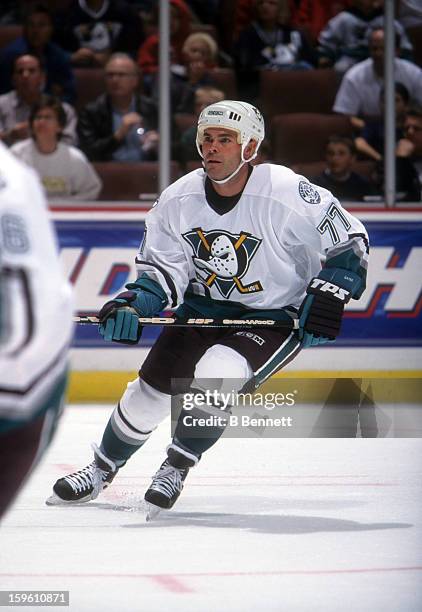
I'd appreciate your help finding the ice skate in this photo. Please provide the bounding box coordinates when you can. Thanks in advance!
[144,446,197,519]
[46,444,118,505]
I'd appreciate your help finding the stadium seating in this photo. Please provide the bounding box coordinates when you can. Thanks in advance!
[271,112,353,165]
[73,67,236,113]
[259,69,341,118]
[93,161,181,200]
[190,23,218,40]
[210,67,237,99]
[73,68,106,111]
[292,160,377,182]
[185,160,203,172]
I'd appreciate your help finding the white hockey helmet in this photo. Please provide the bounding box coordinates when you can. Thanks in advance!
[196,100,265,167]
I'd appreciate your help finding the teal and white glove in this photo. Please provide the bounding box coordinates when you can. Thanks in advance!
[98,276,167,345]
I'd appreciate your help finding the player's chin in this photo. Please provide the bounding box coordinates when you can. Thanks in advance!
[204,162,223,177]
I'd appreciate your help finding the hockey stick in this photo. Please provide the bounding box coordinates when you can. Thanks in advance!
[73,315,299,330]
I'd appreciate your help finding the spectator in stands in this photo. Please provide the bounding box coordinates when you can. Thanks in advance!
[137,0,192,92]
[396,105,422,193]
[333,28,422,129]
[355,93,421,201]
[11,94,101,200]
[290,1,348,44]
[178,32,218,75]
[310,135,374,201]
[78,53,158,162]
[0,4,75,103]
[0,54,77,146]
[53,0,145,67]
[234,0,316,103]
[318,0,413,73]
[178,85,224,163]
[232,0,347,46]
[354,82,409,162]
[151,32,220,115]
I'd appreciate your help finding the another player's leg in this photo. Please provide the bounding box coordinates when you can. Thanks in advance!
[144,344,253,514]
[46,377,170,505]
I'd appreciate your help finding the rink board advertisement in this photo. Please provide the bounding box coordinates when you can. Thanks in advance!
[53,211,422,349]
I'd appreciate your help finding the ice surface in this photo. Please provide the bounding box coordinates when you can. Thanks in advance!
[1,405,421,612]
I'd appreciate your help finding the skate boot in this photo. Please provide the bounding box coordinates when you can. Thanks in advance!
[144,445,197,518]
[46,444,118,505]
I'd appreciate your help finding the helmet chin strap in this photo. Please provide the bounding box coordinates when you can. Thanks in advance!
[207,159,247,185]
[205,144,256,185]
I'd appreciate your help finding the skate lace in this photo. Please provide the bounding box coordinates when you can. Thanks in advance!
[63,462,110,495]
[151,463,184,498]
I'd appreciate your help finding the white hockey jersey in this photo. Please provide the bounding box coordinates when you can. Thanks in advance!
[136,164,369,315]
[0,142,74,423]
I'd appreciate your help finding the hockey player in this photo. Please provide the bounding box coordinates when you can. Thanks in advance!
[0,142,73,518]
[47,100,369,515]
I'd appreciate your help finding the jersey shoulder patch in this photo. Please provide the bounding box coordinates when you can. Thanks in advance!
[298,180,321,204]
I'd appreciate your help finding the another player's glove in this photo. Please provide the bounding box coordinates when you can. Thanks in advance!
[298,267,362,348]
[98,276,168,345]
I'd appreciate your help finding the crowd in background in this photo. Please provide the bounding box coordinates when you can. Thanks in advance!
[0,0,421,201]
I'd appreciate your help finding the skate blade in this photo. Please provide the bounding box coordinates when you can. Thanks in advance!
[45,492,92,506]
[144,502,162,522]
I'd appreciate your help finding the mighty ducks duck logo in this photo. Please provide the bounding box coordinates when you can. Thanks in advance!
[183,227,263,298]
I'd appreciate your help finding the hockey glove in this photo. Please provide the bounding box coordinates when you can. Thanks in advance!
[298,268,362,348]
[98,276,168,345]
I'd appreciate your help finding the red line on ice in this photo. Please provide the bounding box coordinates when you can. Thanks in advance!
[149,574,194,593]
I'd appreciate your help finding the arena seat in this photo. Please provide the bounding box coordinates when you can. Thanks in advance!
[292,160,377,182]
[93,161,181,200]
[260,69,341,118]
[216,0,237,53]
[190,23,218,40]
[271,113,353,165]
[0,25,23,50]
[73,68,106,111]
[210,67,237,99]
[185,160,203,172]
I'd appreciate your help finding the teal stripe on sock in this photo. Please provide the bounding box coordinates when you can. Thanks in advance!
[100,417,145,466]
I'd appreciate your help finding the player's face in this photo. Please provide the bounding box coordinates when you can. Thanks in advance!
[201,128,242,180]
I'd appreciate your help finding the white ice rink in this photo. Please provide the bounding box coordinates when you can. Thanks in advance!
[1,405,421,612]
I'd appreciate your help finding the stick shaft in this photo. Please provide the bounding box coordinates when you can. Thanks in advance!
[73,315,298,330]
